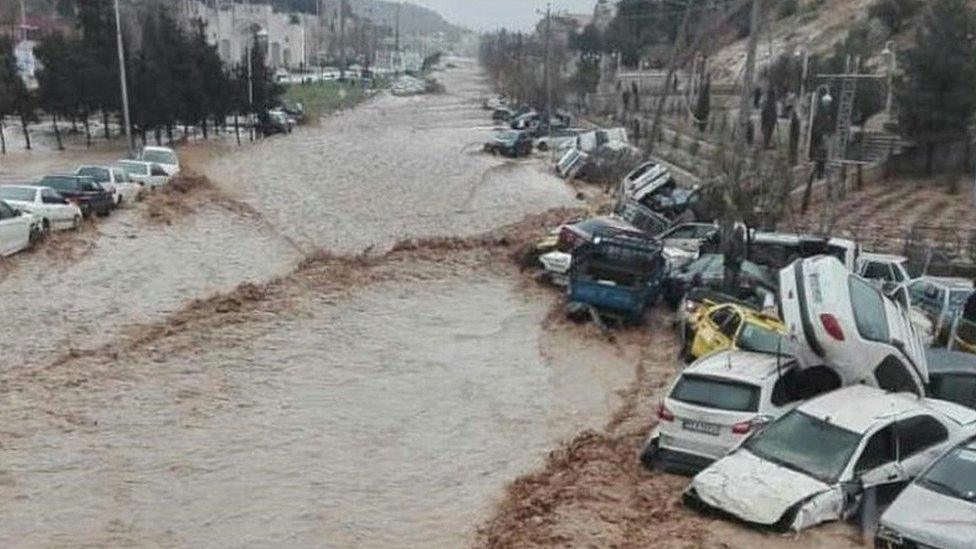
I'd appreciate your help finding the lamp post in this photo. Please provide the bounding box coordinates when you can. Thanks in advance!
[113,0,133,156]
[882,40,896,120]
[805,84,833,162]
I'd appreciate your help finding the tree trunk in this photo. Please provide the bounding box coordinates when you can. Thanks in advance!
[926,142,936,175]
[52,113,63,151]
[234,113,240,145]
[166,124,173,144]
[154,127,162,145]
[0,120,6,154]
[140,128,147,148]
[83,115,92,148]
[71,116,78,133]
[103,110,111,140]
[202,118,209,140]
[802,168,815,214]
[20,114,31,150]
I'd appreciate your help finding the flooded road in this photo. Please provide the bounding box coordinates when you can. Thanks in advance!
[0,58,626,547]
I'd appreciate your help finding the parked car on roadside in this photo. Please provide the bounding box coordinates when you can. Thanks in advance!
[116,159,170,190]
[664,253,777,310]
[905,276,974,346]
[0,185,82,231]
[0,199,39,256]
[876,435,976,549]
[534,128,581,152]
[779,256,929,396]
[138,146,180,176]
[484,130,533,158]
[641,350,841,474]
[39,175,113,218]
[260,110,294,135]
[568,230,666,323]
[683,303,787,362]
[684,385,976,532]
[75,165,142,206]
[925,347,976,411]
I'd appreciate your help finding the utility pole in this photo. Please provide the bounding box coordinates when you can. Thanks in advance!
[339,0,346,80]
[646,0,697,157]
[113,0,134,157]
[395,1,401,53]
[735,0,761,150]
[247,42,254,141]
[543,3,552,153]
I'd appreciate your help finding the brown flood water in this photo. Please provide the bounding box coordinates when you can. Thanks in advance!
[0,59,635,547]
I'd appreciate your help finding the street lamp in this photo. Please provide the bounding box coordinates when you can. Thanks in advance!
[882,40,896,119]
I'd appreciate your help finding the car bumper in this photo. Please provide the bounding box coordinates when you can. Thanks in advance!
[640,435,717,475]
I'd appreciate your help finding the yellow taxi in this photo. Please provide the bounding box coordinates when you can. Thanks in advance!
[683,303,787,362]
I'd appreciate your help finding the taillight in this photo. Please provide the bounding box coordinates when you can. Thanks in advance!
[657,403,675,422]
[820,313,845,341]
[731,421,753,435]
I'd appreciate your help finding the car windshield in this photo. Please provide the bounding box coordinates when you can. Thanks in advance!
[917,445,976,502]
[117,162,149,176]
[142,150,176,165]
[849,276,891,342]
[745,411,861,484]
[0,187,35,201]
[76,167,110,182]
[40,177,78,191]
[670,374,760,412]
[738,323,787,355]
[929,374,976,409]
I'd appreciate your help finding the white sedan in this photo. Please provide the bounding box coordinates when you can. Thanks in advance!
[0,199,38,256]
[0,185,82,231]
[138,146,180,176]
[115,160,169,190]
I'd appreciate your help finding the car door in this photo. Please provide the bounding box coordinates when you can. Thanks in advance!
[40,188,67,225]
[854,424,905,496]
[0,201,28,256]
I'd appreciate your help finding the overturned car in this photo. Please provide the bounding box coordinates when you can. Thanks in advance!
[684,385,976,532]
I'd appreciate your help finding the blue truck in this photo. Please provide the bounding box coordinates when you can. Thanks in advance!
[568,230,667,324]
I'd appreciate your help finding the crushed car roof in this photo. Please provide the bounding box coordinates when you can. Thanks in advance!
[801,385,976,433]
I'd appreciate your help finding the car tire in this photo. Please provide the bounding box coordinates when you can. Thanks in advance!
[538,142,548,152]
[639,438,660,472]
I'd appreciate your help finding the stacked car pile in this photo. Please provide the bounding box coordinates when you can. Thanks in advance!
[526,161,976,545]
[0,146,178,258]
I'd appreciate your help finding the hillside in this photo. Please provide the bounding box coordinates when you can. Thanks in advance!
[266,0,460,36]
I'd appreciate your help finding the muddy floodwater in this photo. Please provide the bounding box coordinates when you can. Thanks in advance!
[0,59,633,547]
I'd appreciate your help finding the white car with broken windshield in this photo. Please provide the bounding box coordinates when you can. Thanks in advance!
[640,350,841,474]
[684,385,976,532]
[0,185,82,231]
[779,256,929,396]
[876,435,976,549]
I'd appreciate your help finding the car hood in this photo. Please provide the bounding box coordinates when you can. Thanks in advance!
[690,450,831,525]
[881,483,976,548]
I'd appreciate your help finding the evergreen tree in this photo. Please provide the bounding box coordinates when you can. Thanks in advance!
[0,37,33,151]
[898,0,976,173]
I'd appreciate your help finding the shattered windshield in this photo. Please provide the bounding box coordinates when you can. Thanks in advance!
[745,411,861,484]
[918,446,976,502]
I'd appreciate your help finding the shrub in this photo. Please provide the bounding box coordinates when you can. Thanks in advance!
[868,0,923,33]
[778,0,799,19]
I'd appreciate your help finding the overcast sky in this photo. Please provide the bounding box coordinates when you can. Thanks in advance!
[407,0,598,31]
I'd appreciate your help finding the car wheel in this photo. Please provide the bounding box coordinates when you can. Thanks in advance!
[639,438,660,472]
[538,142,548,152]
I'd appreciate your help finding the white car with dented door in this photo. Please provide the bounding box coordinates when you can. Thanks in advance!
[684,385,976,532]
[0,185,82,231]
[640,350,841,474]
[779,256,928,396]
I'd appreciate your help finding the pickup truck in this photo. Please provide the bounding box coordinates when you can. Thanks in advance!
[569,230,666,323]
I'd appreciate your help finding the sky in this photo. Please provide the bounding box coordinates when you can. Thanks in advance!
[407,0,598,32]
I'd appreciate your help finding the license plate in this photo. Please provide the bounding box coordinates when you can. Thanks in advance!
[682,419,720,436]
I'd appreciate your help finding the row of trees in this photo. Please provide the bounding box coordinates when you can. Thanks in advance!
[0,0,283,152]
[478,29,570,111]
